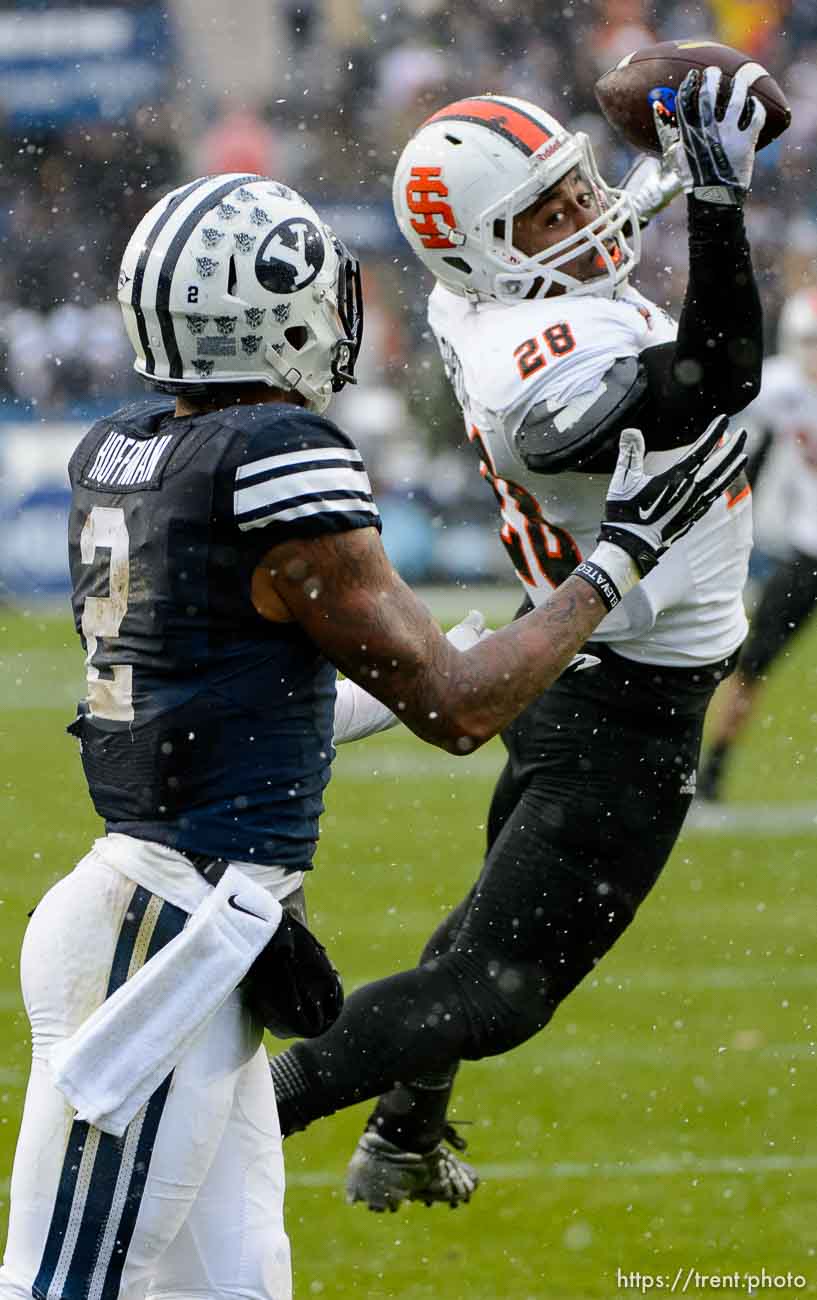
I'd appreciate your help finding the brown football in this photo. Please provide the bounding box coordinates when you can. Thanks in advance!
[594,39,791,155]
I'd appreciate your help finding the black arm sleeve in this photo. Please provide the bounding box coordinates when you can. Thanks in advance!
[581,195,763,472]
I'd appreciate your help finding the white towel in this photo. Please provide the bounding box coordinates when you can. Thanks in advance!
[50,865,283,1137]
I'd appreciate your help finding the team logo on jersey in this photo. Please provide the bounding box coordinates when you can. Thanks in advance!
[255,218,325,294]
[405,166,458,250]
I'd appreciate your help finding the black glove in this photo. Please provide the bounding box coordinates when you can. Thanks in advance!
[242,910,344,1039]
[666,65,766,205]
[599,414,747,575]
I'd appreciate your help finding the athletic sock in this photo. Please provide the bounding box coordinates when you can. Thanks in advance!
[268,1049,315,1136]
[368,1070,457,1154]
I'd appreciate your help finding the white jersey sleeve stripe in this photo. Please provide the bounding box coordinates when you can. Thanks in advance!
[234,464,373,519]
[235,445,364,482]
[237,496,379,531]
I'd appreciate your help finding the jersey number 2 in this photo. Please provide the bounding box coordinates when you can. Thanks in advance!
[80,506,134,722]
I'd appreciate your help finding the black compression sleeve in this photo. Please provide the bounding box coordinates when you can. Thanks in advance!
[647,196,763,438]
[581,197,763,470]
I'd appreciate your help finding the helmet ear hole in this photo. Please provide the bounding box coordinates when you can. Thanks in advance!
[227,255,237,296]
[284,325,309,351]
[442,256,472,274]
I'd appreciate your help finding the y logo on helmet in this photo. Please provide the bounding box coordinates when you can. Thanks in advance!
[405,167,458,250]
[255,218,325,294]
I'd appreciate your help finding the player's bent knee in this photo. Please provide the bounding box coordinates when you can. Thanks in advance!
[443,951,555,1060]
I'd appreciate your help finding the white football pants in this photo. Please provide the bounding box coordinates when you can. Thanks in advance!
[0,845,291,1300]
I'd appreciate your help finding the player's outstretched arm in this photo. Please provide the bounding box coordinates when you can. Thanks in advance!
[609,66,765,460]
[252,417,745,754]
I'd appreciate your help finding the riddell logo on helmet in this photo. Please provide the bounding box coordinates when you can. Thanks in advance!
[405,167,458,249]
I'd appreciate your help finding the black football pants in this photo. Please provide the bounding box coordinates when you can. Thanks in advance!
[275,641,736,1140]
[740,549,817,680]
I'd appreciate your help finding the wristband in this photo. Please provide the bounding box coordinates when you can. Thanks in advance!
[692,184,743,207]
[588,540,642,592]
[572,559,622,612]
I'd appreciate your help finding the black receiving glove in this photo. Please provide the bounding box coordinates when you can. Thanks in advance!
[653,64,766,206]
[599,414,747,576]
[242,910,344,1039]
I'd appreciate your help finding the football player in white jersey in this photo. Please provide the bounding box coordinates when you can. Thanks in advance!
[698,287,817,801]
[268,71,766,1210]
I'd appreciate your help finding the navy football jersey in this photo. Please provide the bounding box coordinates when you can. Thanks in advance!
[67,396,380,869]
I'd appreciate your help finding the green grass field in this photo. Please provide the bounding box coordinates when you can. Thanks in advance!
[1,598,816,1299]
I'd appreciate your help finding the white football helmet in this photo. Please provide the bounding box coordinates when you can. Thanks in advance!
[118,174,362,413]
[779,287,817,384]
[392,94,640,303]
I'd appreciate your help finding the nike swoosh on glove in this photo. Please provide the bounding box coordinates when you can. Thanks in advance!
[598,413,747,574]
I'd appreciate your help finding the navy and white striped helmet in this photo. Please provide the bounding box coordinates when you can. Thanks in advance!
[118,174,363,413]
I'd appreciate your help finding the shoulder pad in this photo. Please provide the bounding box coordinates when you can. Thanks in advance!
[514,356,648,474]
[226,403,358,458]
[106,396,175,428]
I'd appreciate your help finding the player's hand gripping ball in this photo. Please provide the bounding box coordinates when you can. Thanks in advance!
[594,39,791,156]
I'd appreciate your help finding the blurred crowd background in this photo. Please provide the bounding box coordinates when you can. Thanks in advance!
[1,0,816,583]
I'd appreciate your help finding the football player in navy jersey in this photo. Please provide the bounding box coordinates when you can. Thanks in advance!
[0,173,744,1300]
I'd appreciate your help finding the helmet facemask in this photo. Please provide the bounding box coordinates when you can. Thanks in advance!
[481,136,640,303]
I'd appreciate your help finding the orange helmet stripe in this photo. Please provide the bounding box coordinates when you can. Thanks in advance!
[422,97,552,156]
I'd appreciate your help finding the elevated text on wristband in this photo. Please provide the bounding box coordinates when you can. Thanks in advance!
[572,560,622,612]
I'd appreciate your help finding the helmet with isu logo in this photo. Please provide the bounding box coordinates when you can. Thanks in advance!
[392,94,639,303]
[118,173,363,413]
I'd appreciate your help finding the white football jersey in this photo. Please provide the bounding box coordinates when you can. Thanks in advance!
[741,355,817,560]
[429,282,752,668]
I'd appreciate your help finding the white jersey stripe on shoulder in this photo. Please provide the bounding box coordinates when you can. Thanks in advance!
[235,465,372,518]
[238,497,379,531]
[236,445,364,482]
